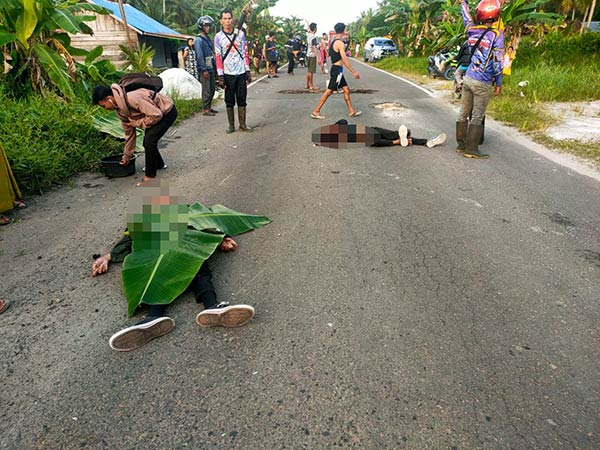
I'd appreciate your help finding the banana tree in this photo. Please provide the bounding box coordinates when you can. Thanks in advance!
[0,0,110,99]
[122,202,272,315]
[501,0,563,47]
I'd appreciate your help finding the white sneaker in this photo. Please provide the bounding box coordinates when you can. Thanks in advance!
[196,304,255,328]
[398,125,409,147]
[109,316,175,352]
[426,133,447,148]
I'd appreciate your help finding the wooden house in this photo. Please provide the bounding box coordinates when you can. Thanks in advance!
[70,0,187,68]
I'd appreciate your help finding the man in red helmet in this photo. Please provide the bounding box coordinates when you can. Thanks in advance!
[455,0,504,159]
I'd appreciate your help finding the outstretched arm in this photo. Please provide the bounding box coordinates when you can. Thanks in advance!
[461,0,475,28]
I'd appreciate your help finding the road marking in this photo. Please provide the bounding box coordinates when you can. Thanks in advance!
[358,59,600,182]
[353,58,434,97]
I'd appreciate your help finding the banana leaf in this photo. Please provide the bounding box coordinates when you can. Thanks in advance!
[187,203,272,236]
[121,203,271,315]
[32,44,75,99]
[92,114,144,153]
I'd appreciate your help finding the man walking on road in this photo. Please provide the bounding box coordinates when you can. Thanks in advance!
[311,22,361,120]
[214,8,253,133]
[195,15,218,117]
[456,0,504,159]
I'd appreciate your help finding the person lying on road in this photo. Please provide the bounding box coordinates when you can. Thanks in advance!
[312,119,447,149]
[91,185,263,352]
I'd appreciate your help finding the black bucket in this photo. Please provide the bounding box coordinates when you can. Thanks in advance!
[100,154,138,178]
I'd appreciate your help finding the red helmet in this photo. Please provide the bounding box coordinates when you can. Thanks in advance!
[475,0,501,23]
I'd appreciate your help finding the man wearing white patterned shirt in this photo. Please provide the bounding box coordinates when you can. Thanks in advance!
[214,8,252,133]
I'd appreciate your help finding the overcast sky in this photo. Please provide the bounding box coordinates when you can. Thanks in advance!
[268,0,381,35]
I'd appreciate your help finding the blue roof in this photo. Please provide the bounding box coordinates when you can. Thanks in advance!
[90,0,183,38]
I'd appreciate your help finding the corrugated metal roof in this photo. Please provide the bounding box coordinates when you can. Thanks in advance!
[90,0,184,39]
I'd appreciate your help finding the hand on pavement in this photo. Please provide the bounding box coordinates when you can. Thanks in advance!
[92,253,111,277]
[220,237,238,252]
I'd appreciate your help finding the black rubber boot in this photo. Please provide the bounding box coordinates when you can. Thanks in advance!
[456,120,468,152]
[238,106,253,132]
[463,124,488,159]
[226,107,235,134]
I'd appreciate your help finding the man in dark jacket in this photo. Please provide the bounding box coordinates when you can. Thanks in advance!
[195,15,218,116]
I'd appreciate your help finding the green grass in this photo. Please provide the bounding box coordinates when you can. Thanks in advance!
[372,45,600,167]
[171,96,204,122]
[0,91,123,194]
[0,87,207,195]
[374,56,429,79]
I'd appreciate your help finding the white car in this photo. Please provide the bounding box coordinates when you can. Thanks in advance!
[364,37,398,62]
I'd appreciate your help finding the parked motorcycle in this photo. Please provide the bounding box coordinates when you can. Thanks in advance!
[427,49,458,80]
[368,47,384,63]
[296,50,306,68]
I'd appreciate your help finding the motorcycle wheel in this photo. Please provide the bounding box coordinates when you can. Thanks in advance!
[445,67,456,80]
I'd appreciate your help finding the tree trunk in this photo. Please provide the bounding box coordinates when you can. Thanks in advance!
[580,5,589,33]
[588,0,597,28]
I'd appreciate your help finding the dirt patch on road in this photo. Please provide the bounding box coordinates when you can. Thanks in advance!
[278,88,378,94]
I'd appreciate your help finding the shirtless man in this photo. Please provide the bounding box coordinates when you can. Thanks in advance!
[311,22,361,120]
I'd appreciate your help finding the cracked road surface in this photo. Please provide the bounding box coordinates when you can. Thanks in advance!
[1,61,599,449]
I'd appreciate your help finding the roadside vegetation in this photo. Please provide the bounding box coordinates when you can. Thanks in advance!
[351,0,600,167]
[373,32,600,166]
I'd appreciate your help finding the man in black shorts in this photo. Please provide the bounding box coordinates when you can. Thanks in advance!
[311,22,361,120]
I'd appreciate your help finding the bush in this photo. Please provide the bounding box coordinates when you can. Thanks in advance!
[0,84,209,194]
[0,89,122,194]
[517,32,600,67]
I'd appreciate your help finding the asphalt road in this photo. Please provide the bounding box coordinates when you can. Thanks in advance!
[1,61,599,450]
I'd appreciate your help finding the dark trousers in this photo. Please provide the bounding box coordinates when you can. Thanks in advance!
[147,262,217,317]
[201,71,216,110]
[224,74,248,107]
[143,105,178,177]
[371,126,427,147]
[287,53,295,73]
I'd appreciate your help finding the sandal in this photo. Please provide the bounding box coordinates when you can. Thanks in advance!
[14,200,27,209]
[348,110,362,117]
[0,299,11,314]
[311,112,326,120]
[0,215,13,226]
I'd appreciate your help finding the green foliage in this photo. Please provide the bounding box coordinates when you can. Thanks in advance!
[516,32,600,66]
[92,114,144,153]
[0,88,122,194]
[170,95,204,121]
[76,46,121,90]
[0,0,110,98]
[374,55,430,78]
[350,0,566,56]
[122,202,272,315]
[119,43,156,73]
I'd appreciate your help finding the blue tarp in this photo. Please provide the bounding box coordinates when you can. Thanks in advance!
[91,0,183,38]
